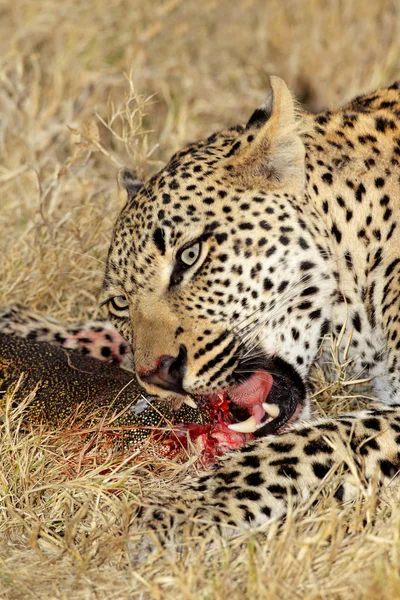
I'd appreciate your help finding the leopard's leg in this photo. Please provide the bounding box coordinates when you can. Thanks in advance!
[368,256,400,404]
[0,304,132,368]
[131,407,400,556]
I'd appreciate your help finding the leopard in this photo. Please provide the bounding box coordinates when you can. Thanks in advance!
[100,76,400,545]
[3,77,400,549]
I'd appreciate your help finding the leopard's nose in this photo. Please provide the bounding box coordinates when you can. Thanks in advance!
[138,344,187,395]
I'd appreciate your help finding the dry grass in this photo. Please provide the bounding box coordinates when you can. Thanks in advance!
[1,0,400,597]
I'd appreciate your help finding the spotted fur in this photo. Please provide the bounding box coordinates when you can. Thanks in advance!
[101,78,400,545]
[103,78,400,406]
[134,406,400,550]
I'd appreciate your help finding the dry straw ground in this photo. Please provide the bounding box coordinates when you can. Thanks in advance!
[1,0,400,598]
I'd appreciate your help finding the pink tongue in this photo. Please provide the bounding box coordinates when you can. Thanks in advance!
[228,370,273,423]
[229,370,273,406]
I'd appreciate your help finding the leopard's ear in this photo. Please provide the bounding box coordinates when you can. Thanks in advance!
[117,168,144,203]
[226,76,305,193]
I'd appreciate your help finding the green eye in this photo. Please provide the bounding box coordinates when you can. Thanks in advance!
[180,242,201,267]
[109,295,129,313]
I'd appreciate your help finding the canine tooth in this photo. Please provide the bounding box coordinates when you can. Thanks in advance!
[262,403,280,418]
[183,396,197,409]
[228,416,257,434]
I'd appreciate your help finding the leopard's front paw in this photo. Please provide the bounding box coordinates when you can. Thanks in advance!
[127,488,235,562]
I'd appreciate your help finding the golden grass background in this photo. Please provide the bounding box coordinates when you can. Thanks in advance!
[1,0,400,597]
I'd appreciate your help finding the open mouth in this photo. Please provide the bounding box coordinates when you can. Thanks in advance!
[220,370,277,433]
[173,357,306,465]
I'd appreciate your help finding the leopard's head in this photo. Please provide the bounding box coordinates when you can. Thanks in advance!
[101,77,335,435]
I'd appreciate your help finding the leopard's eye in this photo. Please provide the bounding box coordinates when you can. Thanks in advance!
[179,242,201,267]
[109,295,129,313]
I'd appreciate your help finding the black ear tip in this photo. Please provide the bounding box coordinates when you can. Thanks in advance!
[246,79,274,131]
[118,167,138,184]
[117,167,143,200]
[246,107,271,130]
[117,167,144,199]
